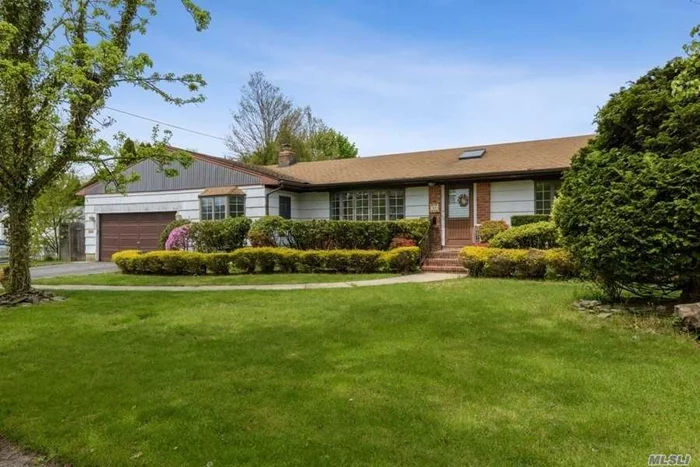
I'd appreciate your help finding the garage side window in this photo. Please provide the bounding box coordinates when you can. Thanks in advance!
[200,195,246,220]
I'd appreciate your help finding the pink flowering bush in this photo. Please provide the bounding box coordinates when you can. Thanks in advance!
[165,224,191,251]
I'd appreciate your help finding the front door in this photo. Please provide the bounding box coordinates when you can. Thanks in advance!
[445,184,474,247]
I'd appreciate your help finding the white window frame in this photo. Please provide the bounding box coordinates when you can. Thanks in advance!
[330,189,405,221]
[200,195,246,220]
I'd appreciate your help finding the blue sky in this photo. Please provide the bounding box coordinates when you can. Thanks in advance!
[104,0,700,157]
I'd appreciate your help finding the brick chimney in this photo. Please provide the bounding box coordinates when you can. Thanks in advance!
[278,143,297,167]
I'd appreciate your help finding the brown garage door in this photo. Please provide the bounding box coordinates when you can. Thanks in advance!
[99,212,176,261]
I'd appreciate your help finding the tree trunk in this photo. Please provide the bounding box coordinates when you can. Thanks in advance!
[681,275,700,303]
[5,197,34,296]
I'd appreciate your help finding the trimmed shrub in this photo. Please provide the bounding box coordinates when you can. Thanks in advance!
[478,220,509,242]
[189,217,252,253]
[205,253,233,275]
[489,221,559,249]
[510,214,550,227]
[230,248,256,273]
[112,247,419,275]
[165,224,191,251]
[514,249,547,279]
[299,250,322,273]
[112,250,141,273]
[483,250,524,278]
[250,247,278,273]
[247,216,287,247]
[392,218,430,243]
[544,249,578,280]
[276,248,301,273]
[381,247,421,274]
[459,246,495,277]
[459,246,575,280]
[158,219,190,249]
[113,250,206,275]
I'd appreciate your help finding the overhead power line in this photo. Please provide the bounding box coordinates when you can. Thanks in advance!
[104,106,227,142]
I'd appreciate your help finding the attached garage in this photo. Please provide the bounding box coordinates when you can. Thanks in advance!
[99,212,175,261]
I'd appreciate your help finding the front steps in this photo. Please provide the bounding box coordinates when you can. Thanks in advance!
[421,248,467,273]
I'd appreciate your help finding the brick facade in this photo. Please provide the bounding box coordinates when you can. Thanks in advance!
[428,185,442,249]
[475,181,491,224]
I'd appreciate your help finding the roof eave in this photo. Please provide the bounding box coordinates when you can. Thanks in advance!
[285,167,568,191]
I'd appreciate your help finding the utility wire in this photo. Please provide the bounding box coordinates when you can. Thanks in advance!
[104,106,227,142]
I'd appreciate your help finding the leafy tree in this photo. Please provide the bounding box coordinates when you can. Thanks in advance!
[554,31,700,301]
[0,1,210,298]
[306,128,358,161]
[31,173,83,260]
[227,72,358,164]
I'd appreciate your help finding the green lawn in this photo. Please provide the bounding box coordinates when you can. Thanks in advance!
[34,272,396,286]
[0,279,698,466]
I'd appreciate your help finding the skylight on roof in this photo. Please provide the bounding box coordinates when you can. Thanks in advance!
[459,149,485,160]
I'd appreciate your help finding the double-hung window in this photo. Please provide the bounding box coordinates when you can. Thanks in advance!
[279,195,292,219]
[331,189,405,221]
[200,195,246,220]
[534,180,561,215]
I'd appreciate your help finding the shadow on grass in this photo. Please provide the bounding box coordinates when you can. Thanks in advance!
[0,281,698,466]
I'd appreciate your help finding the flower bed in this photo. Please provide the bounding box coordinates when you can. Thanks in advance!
[113,247,420,276]
[460,246,577,280]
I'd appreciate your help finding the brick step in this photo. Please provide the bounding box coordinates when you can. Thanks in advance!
[422,258,464,267]
[427,249,462,259]
[421,264,468,273]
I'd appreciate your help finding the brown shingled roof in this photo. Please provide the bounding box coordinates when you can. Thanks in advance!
[267,134,593,186]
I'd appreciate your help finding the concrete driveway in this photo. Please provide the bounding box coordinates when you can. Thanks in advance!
[30,262,117,279]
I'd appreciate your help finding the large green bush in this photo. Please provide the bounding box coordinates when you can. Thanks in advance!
[489,221,559,249]
[189,217,252,253]
[510,215,550,227]
[158,219,191,249]
[248,216,429,251]
[555,54,700,301]
[113,247,420,275]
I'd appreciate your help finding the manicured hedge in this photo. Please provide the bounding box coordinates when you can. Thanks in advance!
[460,246,577,280]
[248,216,429,250]
[510,214,550,227]
[188,217,252,253]
[489,221,559,249]
[112,246,420,275]
[478,220,509,242]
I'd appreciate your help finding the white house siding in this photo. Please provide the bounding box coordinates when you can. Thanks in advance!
[84,185,266,259]
[243,186,267,220]
[296,192,330,220]
[266,189,300,218]
[490,180,535,224]
[405,186,429,218]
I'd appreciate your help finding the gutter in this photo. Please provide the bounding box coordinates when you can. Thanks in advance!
[265,182,285,216]
[281,168,568,192]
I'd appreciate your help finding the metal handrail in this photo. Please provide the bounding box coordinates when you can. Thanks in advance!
[418,226,433,266]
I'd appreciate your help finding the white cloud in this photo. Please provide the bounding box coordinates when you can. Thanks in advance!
[101,12,639,157]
